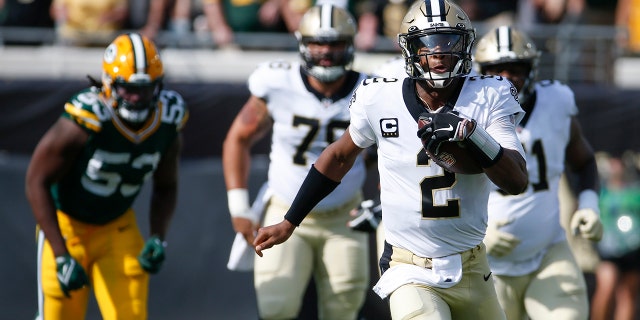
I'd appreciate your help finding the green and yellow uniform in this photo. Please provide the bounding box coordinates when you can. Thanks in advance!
[36,87,188,319]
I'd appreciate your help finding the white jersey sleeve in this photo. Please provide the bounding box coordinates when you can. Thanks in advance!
[249,61,368,210]
[487,80,578,276]
[349,75,523,258]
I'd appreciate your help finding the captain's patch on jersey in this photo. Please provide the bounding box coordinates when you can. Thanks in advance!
[380,118,399,137]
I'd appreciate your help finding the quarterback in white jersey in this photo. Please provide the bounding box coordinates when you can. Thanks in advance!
[223,5,370,320]
[476,26,603,320]
[255,1,528,319]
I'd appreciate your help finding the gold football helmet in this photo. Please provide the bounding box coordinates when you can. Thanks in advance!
[474,26,540,104]
[295,4,357,82]
[398,0,475,88]
[102,33,163,124]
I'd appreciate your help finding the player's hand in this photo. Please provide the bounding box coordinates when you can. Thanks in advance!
[253,219,296,257]
[232,216,259,245]
[55,254,89,298]
[347,199,382,233]
[484,219,521,257]
[417,112,474,155]
[138,236,166,274]
[570,209,603,241]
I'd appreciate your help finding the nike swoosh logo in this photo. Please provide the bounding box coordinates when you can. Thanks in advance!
[483,272,492,281]
[433,124,454,132]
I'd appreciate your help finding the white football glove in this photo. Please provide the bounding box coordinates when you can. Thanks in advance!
[570,208,603,241]
[484,219,521,257]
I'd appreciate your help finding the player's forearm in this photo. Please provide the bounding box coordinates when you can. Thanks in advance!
[484,148,528,195]
[149,184,177,239]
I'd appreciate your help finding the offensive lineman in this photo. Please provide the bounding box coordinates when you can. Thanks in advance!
[222,4,369,319]
[253,1,528,319]
[26,33,187,319]
[475,26,603,319]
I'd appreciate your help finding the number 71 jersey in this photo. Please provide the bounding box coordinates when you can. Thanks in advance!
[54,88,188,224]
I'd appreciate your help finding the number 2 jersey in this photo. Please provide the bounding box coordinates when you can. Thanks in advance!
[248,61,367,209]
[487,80,578,276]
[53,87,188,225]
[348,75,524,258]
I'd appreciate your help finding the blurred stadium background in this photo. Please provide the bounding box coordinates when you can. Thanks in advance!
[1,21,639,319]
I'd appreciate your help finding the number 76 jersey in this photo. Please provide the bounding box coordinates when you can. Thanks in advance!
[348,75,524,258]
[248,61,368,210]
[54,87,188,225]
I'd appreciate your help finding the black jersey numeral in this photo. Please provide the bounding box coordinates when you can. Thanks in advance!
[417,148,460,219]
[292,116,349,165]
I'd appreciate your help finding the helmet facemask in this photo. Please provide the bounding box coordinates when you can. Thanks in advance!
[298,37,355,82]
[400,31,473,88]
[111,79,163,124]
[295,4,357,83]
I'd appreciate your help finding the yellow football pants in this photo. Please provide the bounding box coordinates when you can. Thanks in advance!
[36,209,149,320]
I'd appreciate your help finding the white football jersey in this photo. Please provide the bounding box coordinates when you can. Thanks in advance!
[248,60,368,210]
[487,80,578,276]
[348,75,524,258]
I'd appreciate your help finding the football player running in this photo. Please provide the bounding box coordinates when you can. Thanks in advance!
[253,1,528,319]
[222,4,370,319]
[475,26,603,320]
[26,33,188,320]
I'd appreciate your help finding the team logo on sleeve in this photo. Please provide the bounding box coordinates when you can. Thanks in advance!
[348,92,356,108]
[510,85,519,102]
[380,118,399,137]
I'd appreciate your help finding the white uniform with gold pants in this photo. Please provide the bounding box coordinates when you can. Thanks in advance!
[348,74,525,320]
[249,61,370,319]
[486,81,589,320]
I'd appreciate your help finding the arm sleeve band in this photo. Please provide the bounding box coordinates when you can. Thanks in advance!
[284,165,340,226]
[465,121,504,168]
[578,189,600,214]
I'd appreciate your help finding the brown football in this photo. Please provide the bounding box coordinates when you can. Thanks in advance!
[425,141,484,174]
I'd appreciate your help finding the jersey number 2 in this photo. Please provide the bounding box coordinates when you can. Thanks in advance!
[418,151,460,218]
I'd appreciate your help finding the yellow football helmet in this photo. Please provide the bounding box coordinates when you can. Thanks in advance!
[398,0,475,88]
[295,4,357,82]
[474,26,540,104]
[102,33,164,124]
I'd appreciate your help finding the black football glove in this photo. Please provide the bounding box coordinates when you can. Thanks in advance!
[347,199,382,233]
[55,254,89,297]
[417,112,474,155]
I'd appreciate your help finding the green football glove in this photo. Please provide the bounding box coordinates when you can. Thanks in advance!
[138,236,166,274]
[55,254,89,297]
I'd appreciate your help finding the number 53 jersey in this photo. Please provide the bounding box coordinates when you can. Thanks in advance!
[53,88,188,225]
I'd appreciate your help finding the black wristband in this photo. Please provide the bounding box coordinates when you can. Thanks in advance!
[284,165,340,226]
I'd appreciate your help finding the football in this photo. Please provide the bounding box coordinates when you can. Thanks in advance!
[424,142,484,175]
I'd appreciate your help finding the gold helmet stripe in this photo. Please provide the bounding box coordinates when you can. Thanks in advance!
[128,33,147,78]
[496,26,513,53]
[425,0,446,22]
